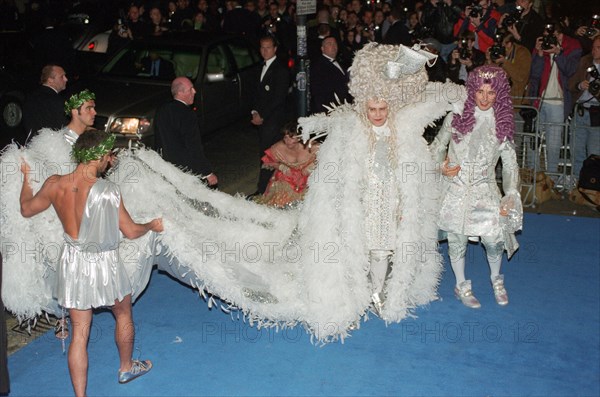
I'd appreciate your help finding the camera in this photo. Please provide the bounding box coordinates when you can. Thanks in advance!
[459,38,471,60]
[587,65,600,98]
[267,16,280,29]
[469,4,484,18]
[489,33,505,60]
[584,14,600,37]
[502,5,523,28]
[117,18,128,35]
[541,24,558,50]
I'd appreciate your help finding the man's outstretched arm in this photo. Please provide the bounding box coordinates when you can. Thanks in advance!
[118,199,164,240]
[20,160,53,218]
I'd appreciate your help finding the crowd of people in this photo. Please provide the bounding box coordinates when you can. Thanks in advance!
[3,0,599,181]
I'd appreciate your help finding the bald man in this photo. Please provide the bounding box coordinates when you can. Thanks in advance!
[23,64,69,134]
[155,77,217,186]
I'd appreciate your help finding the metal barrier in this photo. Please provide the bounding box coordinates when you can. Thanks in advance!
[512,97,575,207]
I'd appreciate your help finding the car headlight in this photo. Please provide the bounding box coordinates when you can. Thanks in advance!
[109,117,151,135]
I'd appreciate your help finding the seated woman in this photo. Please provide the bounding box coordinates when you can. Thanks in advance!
[256,121,318,208]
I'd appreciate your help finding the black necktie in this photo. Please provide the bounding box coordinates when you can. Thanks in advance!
[261,62,268,81]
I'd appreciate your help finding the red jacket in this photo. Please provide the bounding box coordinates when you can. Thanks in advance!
[529,34,582,115]
[453,9,501,53]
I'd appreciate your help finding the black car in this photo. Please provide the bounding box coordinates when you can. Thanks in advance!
[82,31,261,148]
[0,66,26,147]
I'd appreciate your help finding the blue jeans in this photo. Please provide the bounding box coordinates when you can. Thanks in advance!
[539,101,565,175]
[571,109,600,178]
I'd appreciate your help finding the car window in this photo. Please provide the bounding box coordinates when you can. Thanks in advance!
[227,40,259,70]
[102,47,143,77]
[172,51,201,79]
[101,45,200,80]
[205,45,231,76]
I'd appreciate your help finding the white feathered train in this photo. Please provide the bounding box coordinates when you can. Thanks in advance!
[0,129,304,325]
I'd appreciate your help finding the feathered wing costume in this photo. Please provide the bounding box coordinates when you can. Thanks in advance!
[0,129,160,319]
[0,43,466,343]
[0,130,303,324]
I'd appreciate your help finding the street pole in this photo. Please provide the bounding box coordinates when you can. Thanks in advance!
[296,15,308,118]
[295,0,315,118]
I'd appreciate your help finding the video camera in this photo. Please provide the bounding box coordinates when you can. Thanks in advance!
[584,14,600,37]
[502,5,524,28]
[117,18,129,35]
[489,33,506,61]
[541,23,558,50]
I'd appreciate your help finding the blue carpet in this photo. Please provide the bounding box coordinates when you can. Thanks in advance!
[7,213,600,396]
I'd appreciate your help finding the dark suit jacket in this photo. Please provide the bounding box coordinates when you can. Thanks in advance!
[141,57,175,79]
[23,85,68,134]
[253,57,290,150]
[383,20,412,46]
[0,253,8,395]
[154,100,212,176]
[310,54,351,114]
[223,7,260,40]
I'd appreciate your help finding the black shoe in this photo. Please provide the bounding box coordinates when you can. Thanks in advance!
[246,191,261,200]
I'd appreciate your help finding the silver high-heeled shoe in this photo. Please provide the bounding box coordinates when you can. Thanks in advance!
[492,275,509,306]
[371,292,385,316]
[454,280,481,309]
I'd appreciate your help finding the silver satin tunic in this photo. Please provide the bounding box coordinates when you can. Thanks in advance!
[364,123,398,250]
[434,108,522,238]
[55,179,132,309]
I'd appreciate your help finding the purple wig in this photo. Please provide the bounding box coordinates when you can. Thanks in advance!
[451,65,515,143]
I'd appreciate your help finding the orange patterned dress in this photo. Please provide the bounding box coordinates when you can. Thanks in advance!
[257,146,317,208]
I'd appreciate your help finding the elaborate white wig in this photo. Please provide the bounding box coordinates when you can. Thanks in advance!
[348,43,434,114]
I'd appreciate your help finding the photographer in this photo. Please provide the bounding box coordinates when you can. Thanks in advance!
[499,0,544,52]
[574,15,600,55]
[448,30,485,84]
[487,32,531,100]
[360,9,378,44]
[569,36,600,178]
[453,0,501,53]
[528,22,582,176]
[108,5,150,55]
[261,2,293,59]
[383,6,412,46]
[422,0,462,61]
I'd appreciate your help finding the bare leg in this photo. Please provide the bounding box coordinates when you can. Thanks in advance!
[111,294,134,372]
[68,308,93,397]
